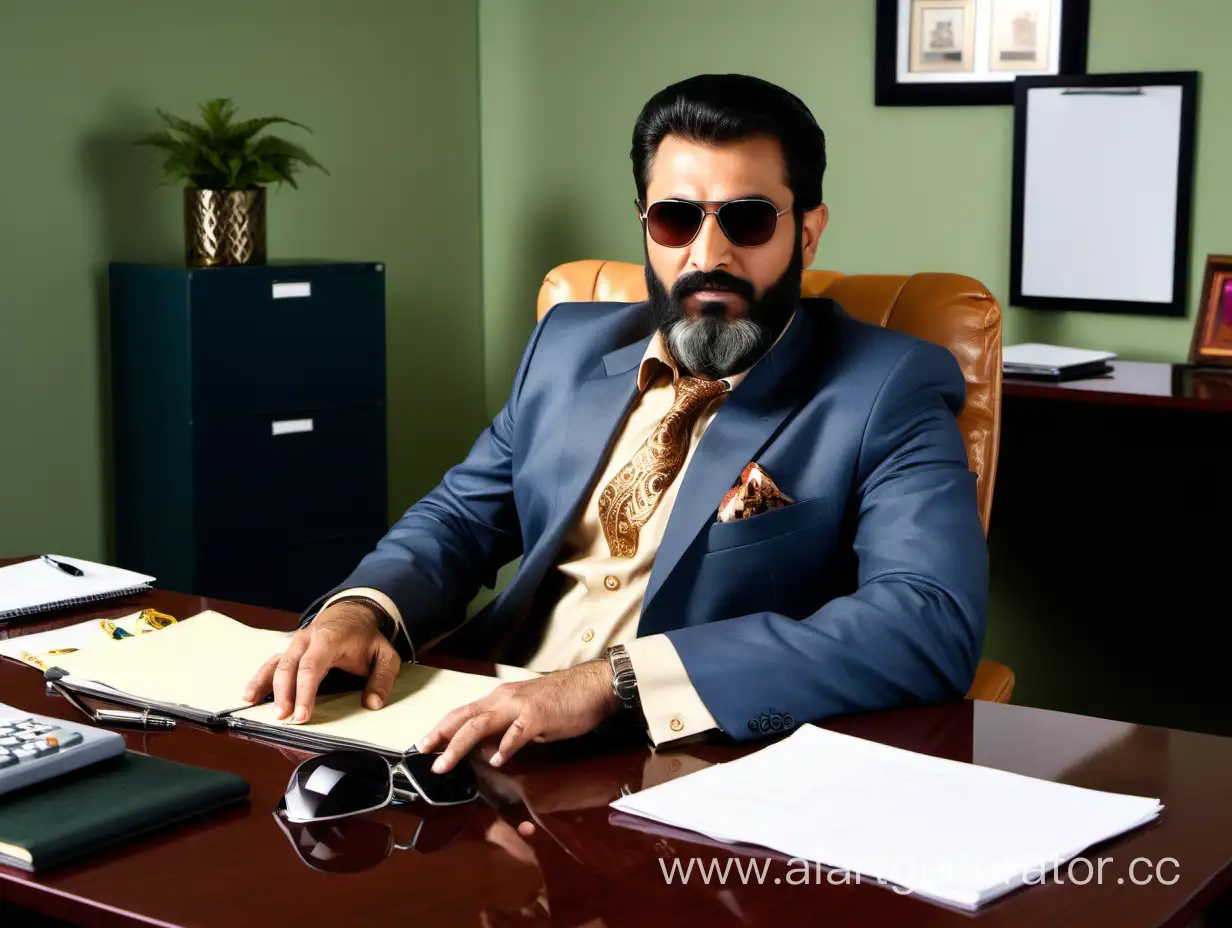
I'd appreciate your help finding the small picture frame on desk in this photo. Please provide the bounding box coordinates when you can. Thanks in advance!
[875,0,1090,106]
[1190,255,1232,368]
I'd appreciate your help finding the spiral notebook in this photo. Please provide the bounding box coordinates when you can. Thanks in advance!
[0,556,154,623]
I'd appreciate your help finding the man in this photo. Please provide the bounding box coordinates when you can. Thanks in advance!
[244,74,987,775]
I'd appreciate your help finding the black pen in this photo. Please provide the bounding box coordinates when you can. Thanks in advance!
[40,554,84,577]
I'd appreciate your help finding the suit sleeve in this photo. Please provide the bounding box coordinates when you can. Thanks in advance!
[298,310,557,654]
[664,341,988,740]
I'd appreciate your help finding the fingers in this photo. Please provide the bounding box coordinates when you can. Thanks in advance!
[432,708,514,774]
[243,653,282,703]
[362,641,401,710]
[418,701,483,754]
[290,636,338,723]
[271,633,311,720]
[490,716,536,768]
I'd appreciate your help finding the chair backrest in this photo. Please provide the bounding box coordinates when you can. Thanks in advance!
[537,259,1003,533]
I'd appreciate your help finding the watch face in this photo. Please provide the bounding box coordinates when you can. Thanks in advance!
[615,673,639,704]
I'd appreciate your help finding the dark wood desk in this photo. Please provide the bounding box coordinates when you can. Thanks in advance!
[990,360,1232,741]
[1004,360,1232,412]
[2,576,1231,927]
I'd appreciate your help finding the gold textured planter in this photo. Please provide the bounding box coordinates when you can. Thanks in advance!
[184,187,267,267]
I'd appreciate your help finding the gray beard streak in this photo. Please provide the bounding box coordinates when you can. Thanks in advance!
[664,313,765,379]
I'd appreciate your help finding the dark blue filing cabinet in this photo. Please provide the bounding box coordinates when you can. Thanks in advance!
[108,261,387,611]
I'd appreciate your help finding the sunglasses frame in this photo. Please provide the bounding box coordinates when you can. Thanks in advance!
[278,750,477,824]
[637,197,792,249]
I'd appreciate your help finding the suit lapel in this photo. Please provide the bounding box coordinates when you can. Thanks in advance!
[500,334,649,607]
[640,305,819,626]
[552,340,648,530]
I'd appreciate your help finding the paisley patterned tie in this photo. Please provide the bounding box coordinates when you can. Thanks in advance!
[598,375,729,557]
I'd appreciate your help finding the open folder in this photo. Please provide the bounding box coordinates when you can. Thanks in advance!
[45,611,536,757]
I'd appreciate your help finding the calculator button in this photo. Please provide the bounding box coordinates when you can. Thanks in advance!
[0,754,16,769]
[0,737,18,746]
[16,732,41,742]
[46,730,82,749]
[28,740,58,757]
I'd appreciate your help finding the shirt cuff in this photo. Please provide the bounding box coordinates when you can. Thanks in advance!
[622,634,719,745]
[320,587,414,660]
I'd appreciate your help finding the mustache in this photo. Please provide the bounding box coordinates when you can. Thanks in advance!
[670,270,756,303]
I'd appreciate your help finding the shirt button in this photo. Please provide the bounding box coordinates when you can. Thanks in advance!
[604,575,621,591]
[670,718,684,732]
[582,628,595,642]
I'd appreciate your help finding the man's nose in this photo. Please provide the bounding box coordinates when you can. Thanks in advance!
[687,211,733,273]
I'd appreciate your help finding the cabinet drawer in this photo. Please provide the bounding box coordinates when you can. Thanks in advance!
[191,265,385,416]
[195,406,387,544]
[197,531,383,613]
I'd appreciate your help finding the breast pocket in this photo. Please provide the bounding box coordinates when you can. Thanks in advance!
[702,495,836,552]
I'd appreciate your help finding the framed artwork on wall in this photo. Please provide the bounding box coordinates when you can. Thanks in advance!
[875,0,1090,106]
[1190,255,1232,368]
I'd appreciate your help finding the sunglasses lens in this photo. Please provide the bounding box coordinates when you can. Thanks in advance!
[398,752,479,806]
[275,813,395,873]
[645,200,704,247]
[718,200,781,247]
[283,751,391,823]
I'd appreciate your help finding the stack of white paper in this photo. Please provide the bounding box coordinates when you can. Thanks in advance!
[611,725,1162,910]
[1003,343,1117,377]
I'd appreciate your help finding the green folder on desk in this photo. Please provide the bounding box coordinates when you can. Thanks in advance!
[0,751,248,872]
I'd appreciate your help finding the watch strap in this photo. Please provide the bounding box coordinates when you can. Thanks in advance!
[606,644,642,714]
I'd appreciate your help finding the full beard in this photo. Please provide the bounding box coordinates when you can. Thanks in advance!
[645,231,803,380]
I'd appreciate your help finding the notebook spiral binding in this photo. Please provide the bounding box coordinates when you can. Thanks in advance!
[0,585,151,621]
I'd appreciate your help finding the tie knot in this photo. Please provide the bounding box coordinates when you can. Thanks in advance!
[672,376,729,414]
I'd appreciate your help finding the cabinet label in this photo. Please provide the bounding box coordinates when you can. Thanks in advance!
[272,282,312,299]
[271,418,314,436]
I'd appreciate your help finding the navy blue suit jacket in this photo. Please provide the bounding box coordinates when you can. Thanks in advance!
[309,298,988,740]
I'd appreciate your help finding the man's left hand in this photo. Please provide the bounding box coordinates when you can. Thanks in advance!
[418,660,621,773]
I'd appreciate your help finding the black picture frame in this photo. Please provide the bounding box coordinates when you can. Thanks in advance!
[875,0,1090,106]
[1009,71,1199,318]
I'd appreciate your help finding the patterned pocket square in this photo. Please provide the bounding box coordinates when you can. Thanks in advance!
[717,462,794,523]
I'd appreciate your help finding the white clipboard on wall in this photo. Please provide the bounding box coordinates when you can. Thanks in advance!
[1010,71,1199,317]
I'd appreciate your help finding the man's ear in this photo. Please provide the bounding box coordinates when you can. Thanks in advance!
[800,203,829,268]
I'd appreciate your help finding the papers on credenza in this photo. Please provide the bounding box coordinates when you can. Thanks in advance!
[1003,343,1117,378]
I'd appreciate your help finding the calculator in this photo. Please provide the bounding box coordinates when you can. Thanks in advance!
[0,701,126,796]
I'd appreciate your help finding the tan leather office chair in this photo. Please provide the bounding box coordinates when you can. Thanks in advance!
[538,259,1014,704]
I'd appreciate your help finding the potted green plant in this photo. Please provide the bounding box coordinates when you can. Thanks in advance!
[135,98,327,267]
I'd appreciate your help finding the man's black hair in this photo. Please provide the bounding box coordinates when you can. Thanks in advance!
[631,73,826,214]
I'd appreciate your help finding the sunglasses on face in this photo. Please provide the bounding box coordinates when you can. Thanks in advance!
[638,197,792,249]
[277,749,479,824]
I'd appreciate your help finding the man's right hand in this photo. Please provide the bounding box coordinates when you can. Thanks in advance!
[242,601,402,723]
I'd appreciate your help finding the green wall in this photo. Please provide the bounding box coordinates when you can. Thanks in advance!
[5,0,1229,728]
[479,0,1232,410]
[0,0,483,561]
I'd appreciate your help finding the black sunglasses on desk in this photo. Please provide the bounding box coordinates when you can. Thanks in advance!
[277,749,479,824]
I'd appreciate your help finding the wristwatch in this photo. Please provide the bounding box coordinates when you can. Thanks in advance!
[605,644,641,714]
